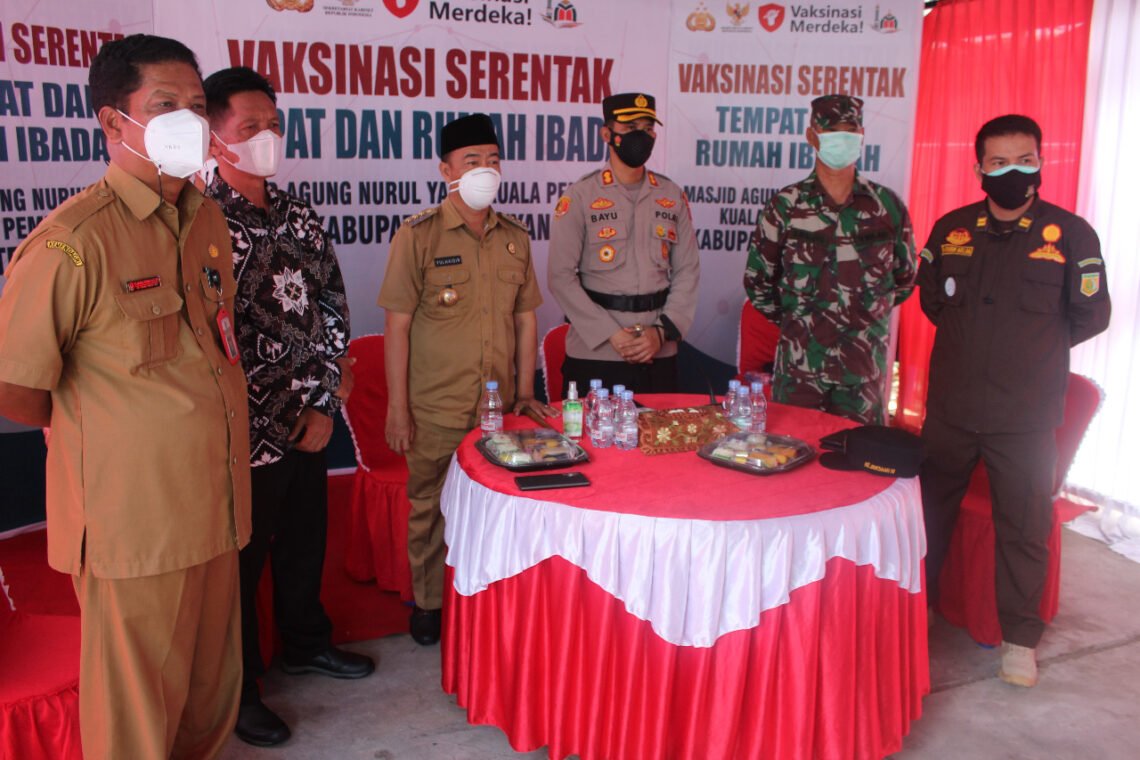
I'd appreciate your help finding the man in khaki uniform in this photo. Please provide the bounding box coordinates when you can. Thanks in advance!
[0,35,250,759]
[548,92,700,394]
[378,113,553,645]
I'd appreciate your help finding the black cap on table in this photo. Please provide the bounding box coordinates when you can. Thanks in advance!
[818,425,924,478]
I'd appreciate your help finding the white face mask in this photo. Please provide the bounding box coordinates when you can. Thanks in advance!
[448,167,502,211]
[814,129,864,170]
[118,108,210,179]
[213,129,283,177]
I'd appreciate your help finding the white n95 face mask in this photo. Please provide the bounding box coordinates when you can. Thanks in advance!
[449,167,502,211]
[214,129,283,177]
[118,108,211,179]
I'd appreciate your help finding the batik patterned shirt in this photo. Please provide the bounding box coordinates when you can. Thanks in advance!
[207,175,350,466]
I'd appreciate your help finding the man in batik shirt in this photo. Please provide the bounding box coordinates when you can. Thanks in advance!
[204,66,373,748]
[743,94,916,424]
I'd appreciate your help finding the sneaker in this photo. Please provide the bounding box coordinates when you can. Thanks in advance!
[998,642,1038,687]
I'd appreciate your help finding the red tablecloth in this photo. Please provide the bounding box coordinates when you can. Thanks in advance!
[441,395,929,760]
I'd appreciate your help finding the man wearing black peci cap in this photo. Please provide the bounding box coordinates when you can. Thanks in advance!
[378,114,554,645]
[548,92,700,395]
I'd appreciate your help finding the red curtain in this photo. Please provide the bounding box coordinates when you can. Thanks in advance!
[896,0,1095,431]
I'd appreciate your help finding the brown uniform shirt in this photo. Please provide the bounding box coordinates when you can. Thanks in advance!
[377,197,542,430]
[918,199,1111,433]
[0,164,252,578]
[547,164,700,362]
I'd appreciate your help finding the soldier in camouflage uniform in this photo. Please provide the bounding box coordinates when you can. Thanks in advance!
[742,94,916,424]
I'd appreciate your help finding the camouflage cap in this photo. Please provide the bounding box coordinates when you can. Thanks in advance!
[811,94,864,129]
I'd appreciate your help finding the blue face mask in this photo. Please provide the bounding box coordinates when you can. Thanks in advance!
[815,130,863,169]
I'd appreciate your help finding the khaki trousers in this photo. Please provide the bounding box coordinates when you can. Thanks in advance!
[405,420,470,610]
[73,549,242,760]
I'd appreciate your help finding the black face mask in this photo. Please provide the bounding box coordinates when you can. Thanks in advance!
[981,167,1042,210]
[609,129,655,169]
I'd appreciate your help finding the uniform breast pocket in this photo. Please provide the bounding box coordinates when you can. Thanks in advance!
[1019,261,1064,314]
[582,224,628,274]
[495,267,526,311]
[937,255,973,308]
[649,222,677,272]
[783,229,828,295]
[424,267,472,316]
[114,287,185,372]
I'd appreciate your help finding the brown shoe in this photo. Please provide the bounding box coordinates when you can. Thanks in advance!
[998,642,1038,687]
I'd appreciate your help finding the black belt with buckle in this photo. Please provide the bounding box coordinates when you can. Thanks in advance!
[583,287,669,312]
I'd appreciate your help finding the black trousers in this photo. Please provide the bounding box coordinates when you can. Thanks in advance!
[561,354,679,399]
[920,415,1056,648]
[239,449,333,702]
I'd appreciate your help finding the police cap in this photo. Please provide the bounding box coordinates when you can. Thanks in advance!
[603,92,662,125]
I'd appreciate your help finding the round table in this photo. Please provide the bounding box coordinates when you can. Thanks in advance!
[441,394,928,760]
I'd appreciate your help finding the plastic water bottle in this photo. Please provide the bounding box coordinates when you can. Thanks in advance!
[479,380,503,438]
[562,381,583,440]
[590,388,614,448]
[730,386,753,431]
[612,384,626,399]
[724,379,741,412]
[616,390,639,450]
[584,378,603,439]
[750,380,767,433]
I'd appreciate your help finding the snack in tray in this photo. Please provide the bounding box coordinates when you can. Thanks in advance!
[704,432,813,473]
[477,428,587,469]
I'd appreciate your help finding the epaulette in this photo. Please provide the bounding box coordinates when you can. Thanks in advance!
[402,206,438,228]
[498,211,530,232]
[51,187,116,232]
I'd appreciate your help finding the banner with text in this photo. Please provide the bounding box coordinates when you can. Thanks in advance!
[1,0,921,369]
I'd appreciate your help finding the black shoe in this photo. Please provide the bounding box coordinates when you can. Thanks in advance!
[235,700,291,747]
[410,606,442,645]
[280,646,376,679]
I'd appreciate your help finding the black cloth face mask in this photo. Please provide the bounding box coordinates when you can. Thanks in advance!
[609,129,655,168]
[981,165,1042,210]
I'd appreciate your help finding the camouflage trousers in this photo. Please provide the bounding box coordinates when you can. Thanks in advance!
[772,370,885,425]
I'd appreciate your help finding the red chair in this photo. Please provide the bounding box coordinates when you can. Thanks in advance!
[737,300,780,381]
[339,334,414,601]
[0,567,82,760]
[936,373,1103,645]
[541,323,569,403]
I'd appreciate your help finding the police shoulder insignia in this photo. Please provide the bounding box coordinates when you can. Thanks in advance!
[499,212,530,232]
[554,196,572,218]
[1080,272,1101,297]
[1018,216,1033,230]
[647,171,659,187]
[405,207,438,227]
[601,169,614,186]
[975,214,988,228]
[46,239,83,267]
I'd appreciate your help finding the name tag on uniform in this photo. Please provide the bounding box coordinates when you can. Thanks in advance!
[434,256,462,267]
[126,275,162,292]
[216,306,241,365]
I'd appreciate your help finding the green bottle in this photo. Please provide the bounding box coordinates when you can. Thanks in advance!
[562,380,583,439]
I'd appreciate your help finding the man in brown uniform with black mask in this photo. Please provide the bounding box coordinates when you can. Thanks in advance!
[918,114,1110,687]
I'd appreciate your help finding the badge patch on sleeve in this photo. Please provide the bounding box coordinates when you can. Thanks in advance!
[46,239,83,267]
[920,248,934,263]
[554,196,571,218]
[1080,272,1101,297]
[1078,257,1103,268]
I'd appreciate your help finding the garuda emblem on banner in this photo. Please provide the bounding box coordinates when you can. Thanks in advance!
[266,0,314,12]
[726,3,750,26]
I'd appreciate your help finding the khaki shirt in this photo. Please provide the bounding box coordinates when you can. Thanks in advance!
[0,164,251,578]
[547,164,700,362]
[377,197,542,430]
